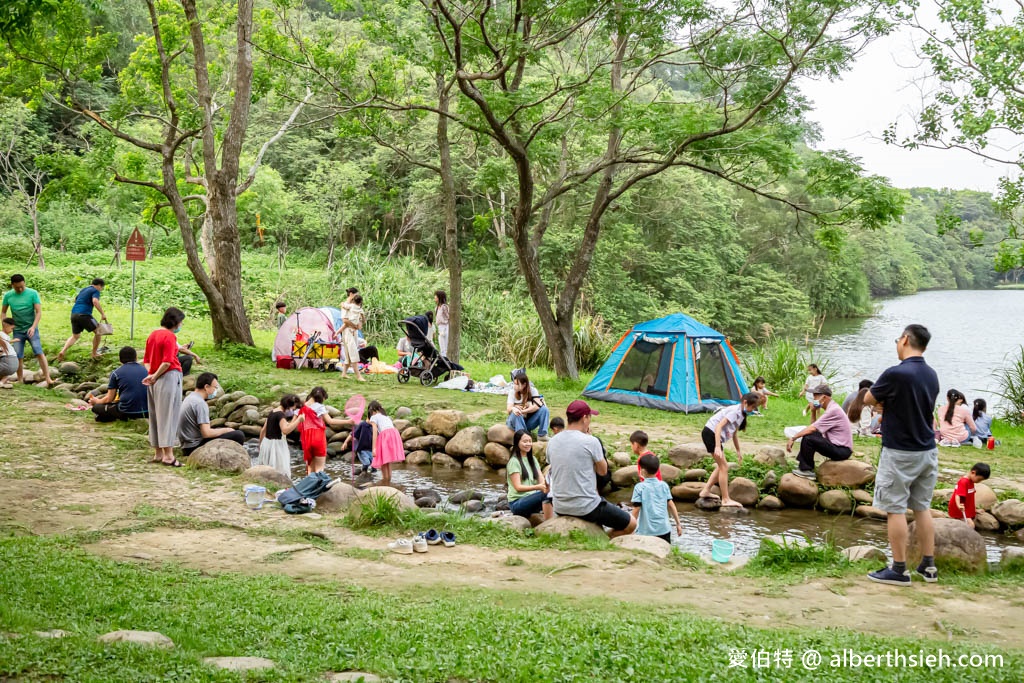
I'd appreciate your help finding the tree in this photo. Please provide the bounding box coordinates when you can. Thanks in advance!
[0,98,49,269]
[1,0,310,344]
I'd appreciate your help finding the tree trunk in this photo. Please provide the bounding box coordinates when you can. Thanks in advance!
[29,202,44,270]
[437,74,462,362]
[206,175,254,344]
[200,212,217,276]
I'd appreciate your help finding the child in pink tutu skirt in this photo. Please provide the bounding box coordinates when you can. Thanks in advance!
[368,400,405,485]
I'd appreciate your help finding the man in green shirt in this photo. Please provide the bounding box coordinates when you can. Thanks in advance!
[1,274,54,385]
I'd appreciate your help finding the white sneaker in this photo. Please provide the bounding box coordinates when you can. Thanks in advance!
[388,539,413,555]
[412,536,428,553]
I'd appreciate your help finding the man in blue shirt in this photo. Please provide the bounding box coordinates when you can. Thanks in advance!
[864,324,941,587]
[57,278,108,362]
[88,346,149,422]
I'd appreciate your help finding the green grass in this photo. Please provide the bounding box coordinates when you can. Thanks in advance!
[1,535,1021,682]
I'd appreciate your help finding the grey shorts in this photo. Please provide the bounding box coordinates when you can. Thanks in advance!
[872,447,938,513]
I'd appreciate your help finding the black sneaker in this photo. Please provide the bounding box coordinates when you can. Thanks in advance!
[915,565,938,583]
[867,566,911,586]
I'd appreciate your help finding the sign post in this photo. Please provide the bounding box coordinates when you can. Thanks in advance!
[125,228,147,340]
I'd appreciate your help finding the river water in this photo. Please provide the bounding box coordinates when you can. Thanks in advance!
[815,289,1024,406]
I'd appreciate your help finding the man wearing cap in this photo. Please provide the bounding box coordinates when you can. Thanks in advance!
[785,384,853,481]
[546,400,637,538]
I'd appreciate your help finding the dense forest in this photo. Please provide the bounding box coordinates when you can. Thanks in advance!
[0,0,1018,374]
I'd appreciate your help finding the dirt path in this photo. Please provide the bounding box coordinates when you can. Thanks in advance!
[2,397,1023,649]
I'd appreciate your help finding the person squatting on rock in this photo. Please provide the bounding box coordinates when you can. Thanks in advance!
[178,372,246,457]
[786,385,853,481]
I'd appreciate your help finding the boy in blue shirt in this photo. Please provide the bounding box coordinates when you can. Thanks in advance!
[630,454,682,543]
[57,278,108,362]
[342,418,375,475]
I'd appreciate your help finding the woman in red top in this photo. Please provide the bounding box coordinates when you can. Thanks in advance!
[299,386,352,474]
[143,307,185,467]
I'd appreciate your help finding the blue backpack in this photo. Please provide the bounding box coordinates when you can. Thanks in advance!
[278,472,332,514]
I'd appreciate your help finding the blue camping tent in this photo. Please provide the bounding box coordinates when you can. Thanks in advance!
[583,314,749,413]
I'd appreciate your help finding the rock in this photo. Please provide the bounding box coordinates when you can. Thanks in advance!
[445,426,487,457]
[817,460,876,488]
[218,395,259,419]
[761,471,778,490]
[415,497,437,508]
[181,375,197,392]
[1002,547,1024,565]
[488,515,532,532]
[423,409,469,438]
[354,486,416,512]
[395,406,413,419]
[909,517,987,573]
[328,431,348,443]
[668,443,708,469]
[975,483,997,510]
[463,456,489,470]
[764,535,811,549]
[450,489,483,504]
[933,488,954,505]
[316,482,360,512]
[431,453,462,469]
[242,466,292,489]
[992,499,1024,526]
[684,469,707,482]
[186,440,250,473]
[97,630,173,648]
[464,500,484,513]
[240,424,262,438]
[610,534,672,558]
[695,496,721,511]
[975,510,1001,531]
[533,441,548,466]
[854,505,887,520]
[777,473,819,508]
[483,442,511,468]
[226,407,252,424]
[68,398,90,409]
[34,629,70,639]
[611,466,639,488]
[413,487,441,503]
[852,489,873,505]
[203,657,275,671]
[818,490,853,514]
[535,517,606,538]
[930,509,948,518]
[611,452,632,468]
[728,477,759,506]
[404,435,447,452]
[406,451,431,466]
[494,498,510,512]
[393,419,411,433]
[1016,528,1024,542]
[659,464,681,482]
[326,442,346,457]
[756,495,784,510]
[327,673,382,682]
[671,481,706,502]
[325,406,341,418]
[74,381,99,392]
[842,545,886,562]
[210,418,227,428]
[487,423,515,446]
[58,361,81,376]
[754,446,787,466]
[401,426,425,441]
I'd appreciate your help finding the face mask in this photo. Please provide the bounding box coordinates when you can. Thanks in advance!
[812,400,822,408]
[173,326,182,334]
[284,409,295,418]
[209,387,221,399]
[744,410,755,416]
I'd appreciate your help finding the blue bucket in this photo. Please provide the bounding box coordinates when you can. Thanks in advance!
[711,539,734,563]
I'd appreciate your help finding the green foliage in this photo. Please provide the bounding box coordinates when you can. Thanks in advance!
[747,534,847,575]
[995,346,1024,424]
[345,492,405,528]
[742,334,835,395]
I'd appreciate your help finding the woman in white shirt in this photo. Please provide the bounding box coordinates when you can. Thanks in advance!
[697,393,761,507]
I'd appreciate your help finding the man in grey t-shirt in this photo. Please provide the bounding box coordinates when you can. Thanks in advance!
[547,400,636,538]
[178,372,246,456]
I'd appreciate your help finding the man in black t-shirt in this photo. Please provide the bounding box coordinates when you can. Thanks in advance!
[864,324,940,587]
[88,346,149,422]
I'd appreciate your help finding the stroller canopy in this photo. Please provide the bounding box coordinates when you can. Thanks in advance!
[272,307,339,360]
[402,315,431,344]
[583,313,748,413]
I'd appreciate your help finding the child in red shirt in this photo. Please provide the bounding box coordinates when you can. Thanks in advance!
[300,386,352,474]
[631,430,662,481]
[947,462,991,529]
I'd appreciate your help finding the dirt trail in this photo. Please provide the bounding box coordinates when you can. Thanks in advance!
[2,401,1024,649]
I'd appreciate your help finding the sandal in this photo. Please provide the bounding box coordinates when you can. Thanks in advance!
[161,459,184,468]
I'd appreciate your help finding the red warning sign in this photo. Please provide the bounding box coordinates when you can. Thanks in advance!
[126,228,146,262]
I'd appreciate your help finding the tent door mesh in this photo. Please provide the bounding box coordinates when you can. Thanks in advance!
[694,341,737,401]
[609,338,675,398]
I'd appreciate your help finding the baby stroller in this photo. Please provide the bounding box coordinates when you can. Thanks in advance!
[397,314,461,386]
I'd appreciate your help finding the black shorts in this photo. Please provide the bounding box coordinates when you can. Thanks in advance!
[580,500,633,531]
[71,314,98,334]
[701,427,717,454]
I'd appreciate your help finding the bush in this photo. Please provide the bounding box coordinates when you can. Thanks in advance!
[747,534,847,574]
[741,333,836,394]
[995,346,1024,424]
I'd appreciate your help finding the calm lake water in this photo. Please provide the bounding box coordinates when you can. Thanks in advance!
[815,289,1024,406]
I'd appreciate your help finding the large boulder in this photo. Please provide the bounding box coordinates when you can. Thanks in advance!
[933,489,954,505]
[395,406,413,419]
[818,490,853,514]
[58,361,81,376]
[392,419,412,433]
[908,517,987,573]
[463,456,490,470]
[484,442,511,468]
[756,495,784,510]
[187,440,251,473]
[97,630,173,648]
[431,453,462,468]
[488,515,532,532]
[487,424,515,446]
[533,441,548,466]
[975,510,1001,531]
[728,477,759,507]
[218,395,259,419]
[684,469,707,482]
[445,426,487,457]
[694,496,720,511]
[413,487,441,504]
[535,517,606,539]
[401,426,425,441]
[242,466,292,489]
[465,500,484,513]
[852,489,874,505]
[659,464,682,482]
[610,534,672,558]
[316,482,360,512]
[754,446,787,467]
[354,486,415,512]
[611,466,640,488]
[404,435,447,452]
[841,545,886,563]
[854,505,887,520]
[610,452,632,468]
[668,444,707,469]
[671,482,706,502]
[450,489,484,504]
[423,410,469,438]
[992,499,1024,527]
[777,473,819,508]
[406,450,431,466]
[817,460,875,488]
[975,483,997,510]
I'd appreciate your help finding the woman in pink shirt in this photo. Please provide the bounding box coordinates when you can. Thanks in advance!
[936,389,975,446]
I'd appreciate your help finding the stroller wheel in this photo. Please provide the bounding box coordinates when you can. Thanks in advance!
[419,370,434,386]
[397,369,410,384]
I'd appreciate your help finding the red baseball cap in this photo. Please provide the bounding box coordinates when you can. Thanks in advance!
[566,399,599,420]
